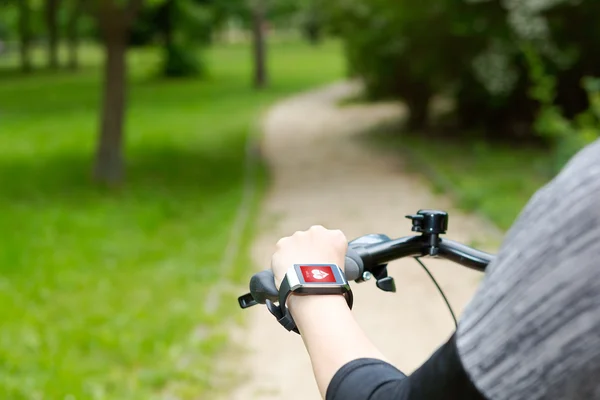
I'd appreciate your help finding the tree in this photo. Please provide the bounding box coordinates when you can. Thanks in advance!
[155,0,211,77]
[93,0,144,185]
[250,0,267,88]
[45,0,60,69]
[299,0,323,45]
[18,0,33,73]
[327,0,600,140]
[66,0,84,70]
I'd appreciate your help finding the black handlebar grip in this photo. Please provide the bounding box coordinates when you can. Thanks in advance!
[249,270,279,304]
[344,248,365,281]
[248,251,365,305]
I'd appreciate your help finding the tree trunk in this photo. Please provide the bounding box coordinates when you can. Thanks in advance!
[251,0,267,89]
[407,97,431,131]
[93,0,144,185]
[303,4,322,46]
[94,33,128,184]
[404,83,432,132]
[46,0,60,69]
[161,0,175,73]
[162,0,175,49]
[67,0,83,70]
[18,0,33,73]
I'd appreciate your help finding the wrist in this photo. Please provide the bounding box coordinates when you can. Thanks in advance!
[274,264,352,334]
[287,294,354,337]
[288,294,349,322]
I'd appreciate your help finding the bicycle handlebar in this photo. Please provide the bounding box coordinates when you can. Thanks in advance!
[238,234,495,309]
[437,239,494,271]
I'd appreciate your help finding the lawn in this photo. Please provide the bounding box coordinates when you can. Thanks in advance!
[0,40,344,399]
[368,130,552,231]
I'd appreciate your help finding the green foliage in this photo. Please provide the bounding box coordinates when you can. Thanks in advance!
[162,43,204,77]
[0,5,17,40]
[0,0,93,42]
[327,0,600,139]
[299,4,323,44]
[1,0,45,41]
[0,39,344,399]
[157,0,213,77]
[524,43,600,172]
[326,0,510,130]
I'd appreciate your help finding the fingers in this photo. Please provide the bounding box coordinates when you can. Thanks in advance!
[276,226,346,247]
[271,226,348,282]
[308,226,347,251]
[276,236,289,248]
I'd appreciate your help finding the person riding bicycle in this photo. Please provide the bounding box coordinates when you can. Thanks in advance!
[267,138,600,400]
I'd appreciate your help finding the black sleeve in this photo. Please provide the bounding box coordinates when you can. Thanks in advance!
[326,334,486,400]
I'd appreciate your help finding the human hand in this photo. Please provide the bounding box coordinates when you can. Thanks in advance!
[270,225,348,290]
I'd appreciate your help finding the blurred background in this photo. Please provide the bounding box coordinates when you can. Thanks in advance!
[0,0,598,398]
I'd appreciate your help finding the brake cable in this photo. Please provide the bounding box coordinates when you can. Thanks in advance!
[413,256,458,329]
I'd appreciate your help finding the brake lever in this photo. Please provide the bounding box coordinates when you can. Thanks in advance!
[376,276,396,292]
[238,293,258,309]
[370,264,396,293]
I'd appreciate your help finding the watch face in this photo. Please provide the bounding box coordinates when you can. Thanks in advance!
[298,265,338,283]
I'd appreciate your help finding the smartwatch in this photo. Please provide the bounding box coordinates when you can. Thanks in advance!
[265,264,353,334]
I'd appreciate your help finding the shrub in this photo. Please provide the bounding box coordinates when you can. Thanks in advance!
[326,0,600,143]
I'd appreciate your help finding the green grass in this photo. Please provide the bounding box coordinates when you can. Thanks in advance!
[0,40,344,399]
[367,130,552,231]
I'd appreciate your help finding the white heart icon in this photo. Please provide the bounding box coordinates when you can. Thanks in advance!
[311,269,329,280]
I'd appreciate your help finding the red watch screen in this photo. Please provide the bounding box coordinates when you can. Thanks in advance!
[299,265,337,283]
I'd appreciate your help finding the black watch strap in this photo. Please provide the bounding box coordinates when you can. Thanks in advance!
[266,273,353,335]
[266,276,299,333]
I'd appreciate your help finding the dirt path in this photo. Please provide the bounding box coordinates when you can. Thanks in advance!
[228,82,501,400]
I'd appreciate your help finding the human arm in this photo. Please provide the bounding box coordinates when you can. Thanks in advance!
[271,226,389,397]
[267,141,600,400]
[270,226,484,400]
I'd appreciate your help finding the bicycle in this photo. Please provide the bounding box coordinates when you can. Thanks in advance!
[238,209,495,327]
